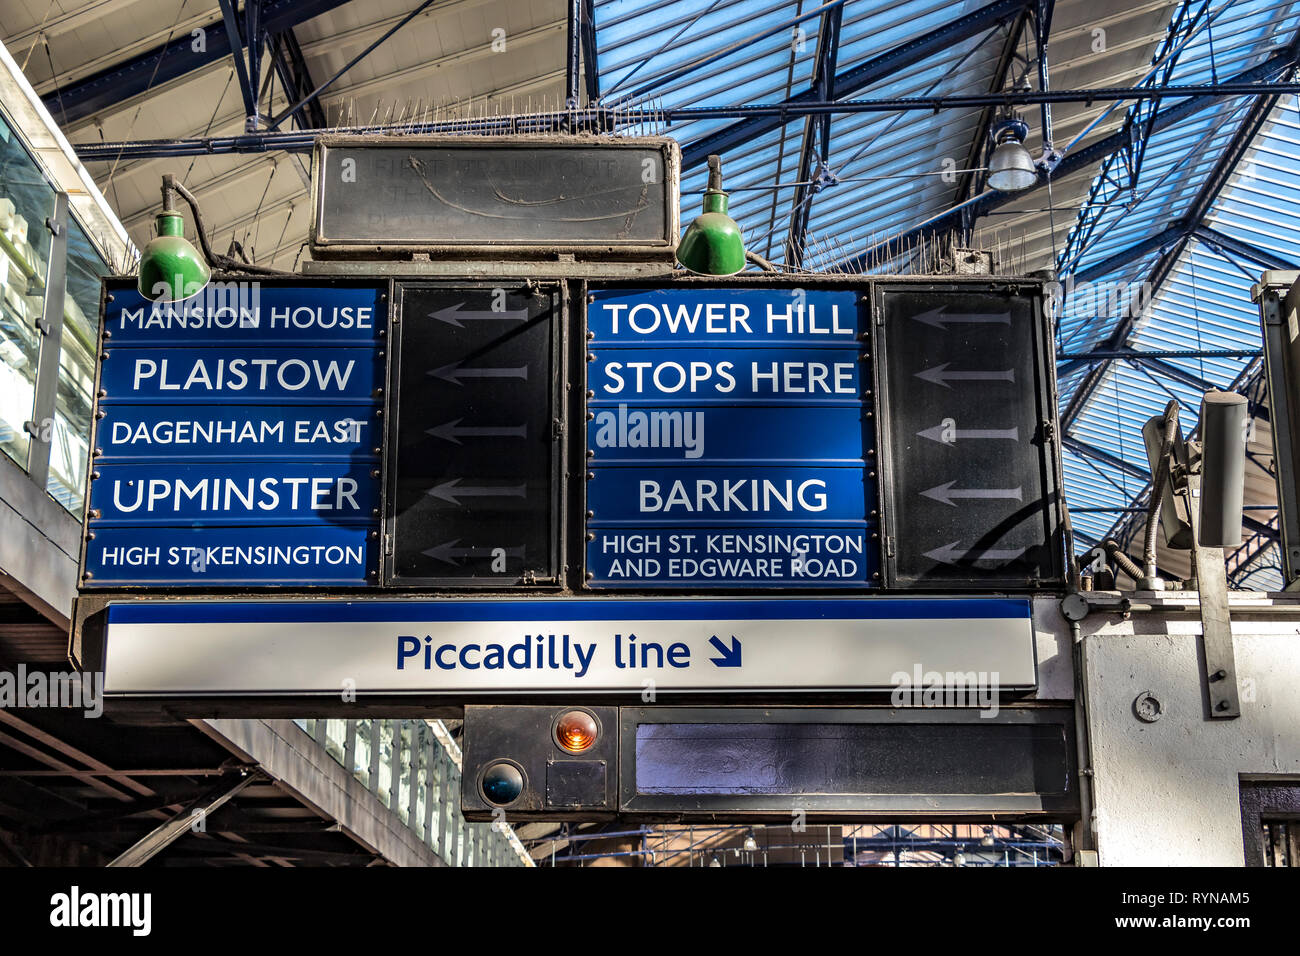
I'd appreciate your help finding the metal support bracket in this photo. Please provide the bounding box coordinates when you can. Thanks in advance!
[1186,471,1241,719]
[25,191,69,491]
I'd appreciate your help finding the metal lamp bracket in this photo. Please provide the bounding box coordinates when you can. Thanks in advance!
[1181,468,1241,720]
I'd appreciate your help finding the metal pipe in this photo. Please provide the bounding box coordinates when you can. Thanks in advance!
[1070,618,1096,860]
[76,82,1300,161]
[1101,537,1144,583]
[1058,349,1260,360]
[164,174,289,275]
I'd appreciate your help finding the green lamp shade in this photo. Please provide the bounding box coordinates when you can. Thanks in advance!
[137,212,210,302]
[677,191,746,276]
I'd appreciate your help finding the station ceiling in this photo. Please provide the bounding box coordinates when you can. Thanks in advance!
[2,0,1298,585]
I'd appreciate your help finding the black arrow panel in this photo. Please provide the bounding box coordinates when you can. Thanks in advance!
[387,283,560,584]
[877,285,1063,588]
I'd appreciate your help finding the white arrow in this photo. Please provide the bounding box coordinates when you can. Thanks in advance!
[920,481,1022,507]
[924,542,1027,564]
[426,419,528,444]
[421,540,526,565]
[913,307,1011,330]
[424,479,528,505]
[428,363,529,385]
[915,364,1015,388]
[429,302,529,328]
[917,424,1019,443]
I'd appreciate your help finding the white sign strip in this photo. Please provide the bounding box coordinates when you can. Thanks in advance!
[103,600,1035,694]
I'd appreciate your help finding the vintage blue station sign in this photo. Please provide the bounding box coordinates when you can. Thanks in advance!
[89,461,379,525]
[587,404,866,463]
[585,527,871,586]
[585,286,877,588]
[98,346,383,404]
[104,282,385,346]
[587,466,874,524]
[588,347,861,403]
[587,287,859,345]
[84,525,375,586]
[97,404,380,461]
[84,280,387,587]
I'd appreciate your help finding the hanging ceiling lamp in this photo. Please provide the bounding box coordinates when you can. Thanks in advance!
[137,175,210,302]
[137,173,290,302]
[677,154,747,276]
[986,114,1038,193]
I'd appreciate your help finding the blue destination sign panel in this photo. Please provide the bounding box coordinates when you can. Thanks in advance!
[89,461,379,525]
[83,280,386,587]
[585,286,877,588]
[588,347,860,403]
[85,526,374,585]
[588,466,873,525]
[105,281,384,346]
[588,287,858,345]
[97,404,379,461]
[586,528,871,586]
[98,346,383,404]
[589,405,864,462]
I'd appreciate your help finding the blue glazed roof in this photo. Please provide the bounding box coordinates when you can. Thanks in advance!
[592,0,1300,587]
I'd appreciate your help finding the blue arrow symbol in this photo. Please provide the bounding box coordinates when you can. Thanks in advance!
[708,634,742,668]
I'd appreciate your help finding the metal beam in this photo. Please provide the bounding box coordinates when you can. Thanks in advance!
[1070,221,1300,285]
[216,0,258,129]
[107,772,259,867]
[269,0,439,130]
[581,0,600,103]
[1193,224,1300,272]
[1242,513,1278,540]
[841,47,1300,271]
[1033,0,1057,155]
[45,0,352,125]
[83,80,1300,162]
[1127,353,1221,396]
[567,0,582,106]
[1072,223,1186,283]
[681,0,1031,169]
[1060,38,1300,430]
[246,0,264,127]
[268,29,325,129]
[784,3,842,268]
[1062,435,1150,481]
[1060,347,1258,364]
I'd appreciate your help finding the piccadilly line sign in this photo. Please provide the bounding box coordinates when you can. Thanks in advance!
[82,280,387,587]
[100,598,1036,694]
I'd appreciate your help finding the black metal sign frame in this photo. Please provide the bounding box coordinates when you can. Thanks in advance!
[310,136,681,261]
[381,279,567,587]
[872,278,1065,589]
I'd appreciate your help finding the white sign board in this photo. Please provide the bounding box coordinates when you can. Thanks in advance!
[101,598,1036,695]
